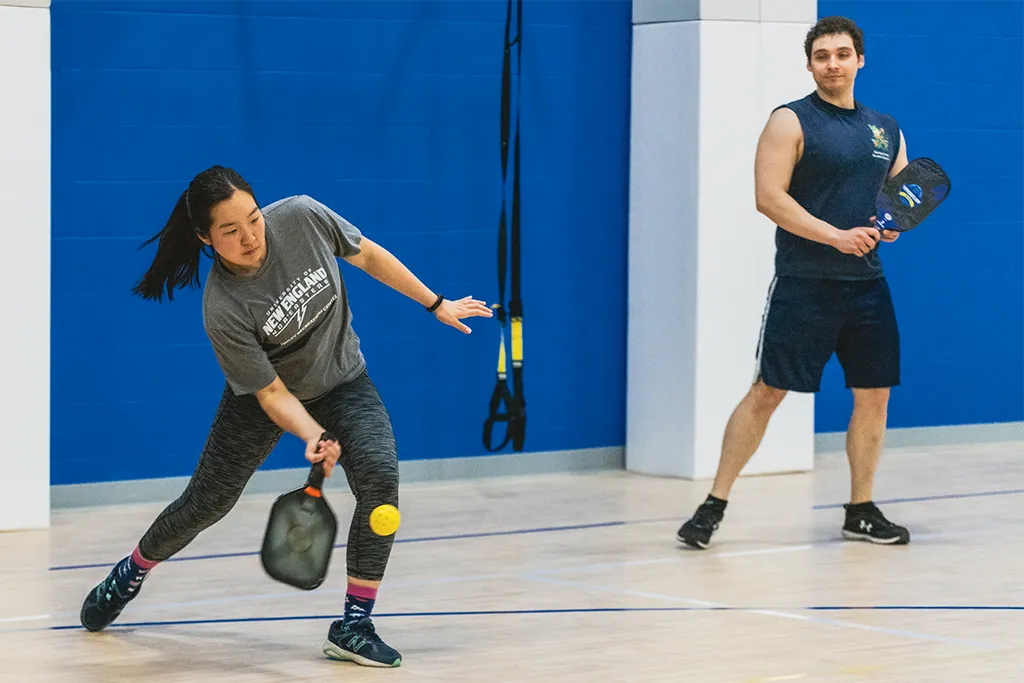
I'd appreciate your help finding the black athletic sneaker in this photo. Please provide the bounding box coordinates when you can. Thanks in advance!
[842,502,910,545]
[80,561,140,632]
[676,499,725,549]
[323,617,402,668]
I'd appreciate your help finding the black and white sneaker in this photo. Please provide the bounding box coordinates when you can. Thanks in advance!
[323,617,402,668]
[842,502,910,545]
[676,498,725,549]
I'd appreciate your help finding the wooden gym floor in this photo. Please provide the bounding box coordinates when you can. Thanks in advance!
[1,441,1022,682]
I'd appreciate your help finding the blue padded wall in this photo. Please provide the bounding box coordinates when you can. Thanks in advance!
[50,0,632,485]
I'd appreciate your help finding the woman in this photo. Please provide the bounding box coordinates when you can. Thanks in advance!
[79,165,491,668]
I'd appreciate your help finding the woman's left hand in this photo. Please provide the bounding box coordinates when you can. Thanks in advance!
[434,296,493,334]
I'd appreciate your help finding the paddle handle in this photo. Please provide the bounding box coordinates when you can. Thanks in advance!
[306,462,325,491]
[305,430,338,492]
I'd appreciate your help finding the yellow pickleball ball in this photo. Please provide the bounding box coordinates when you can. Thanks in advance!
[369,504,401,536]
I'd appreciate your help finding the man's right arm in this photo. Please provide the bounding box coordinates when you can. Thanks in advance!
[754,108,879,257]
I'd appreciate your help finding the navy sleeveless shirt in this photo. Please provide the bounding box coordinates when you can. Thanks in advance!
[774,91,901,280]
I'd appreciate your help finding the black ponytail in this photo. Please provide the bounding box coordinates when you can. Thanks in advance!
[131,165,257,302]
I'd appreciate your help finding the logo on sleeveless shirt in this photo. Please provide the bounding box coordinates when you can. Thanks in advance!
[868,124,890,161]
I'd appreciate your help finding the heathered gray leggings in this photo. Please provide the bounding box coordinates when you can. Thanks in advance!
[137,369,399,582]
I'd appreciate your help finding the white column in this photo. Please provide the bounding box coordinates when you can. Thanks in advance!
[627,0,817,479]
[0,0,51,529]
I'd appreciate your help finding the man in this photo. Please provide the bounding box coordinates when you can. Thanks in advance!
[676,16,911,549]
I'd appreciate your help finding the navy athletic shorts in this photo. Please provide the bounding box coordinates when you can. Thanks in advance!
[754,275,900,393]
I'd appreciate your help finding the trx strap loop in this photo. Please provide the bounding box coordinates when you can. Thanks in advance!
[483,0,525,453]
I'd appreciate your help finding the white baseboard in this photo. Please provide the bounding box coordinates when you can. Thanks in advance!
[50,446,626,509]
[815,421,1024,453]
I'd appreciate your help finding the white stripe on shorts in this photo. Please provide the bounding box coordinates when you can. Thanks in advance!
[752,276,779,384]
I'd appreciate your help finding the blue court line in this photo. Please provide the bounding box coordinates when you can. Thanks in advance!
[49,487,1024,572]
[46,605,1024,631]
[49,519,670,572]
[806,610,1024,614]
[812,488,1024,510]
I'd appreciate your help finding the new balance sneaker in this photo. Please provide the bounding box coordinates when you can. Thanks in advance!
[676,498,726,549]
[80,560,141,632]
[323,617,402,668]
[842,502,910,545]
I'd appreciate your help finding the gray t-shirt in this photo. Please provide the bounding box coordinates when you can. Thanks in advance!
[202,194,366,401]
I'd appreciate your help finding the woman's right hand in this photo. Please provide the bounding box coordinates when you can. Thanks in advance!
[306,433,341,477]
[254,377,342,476]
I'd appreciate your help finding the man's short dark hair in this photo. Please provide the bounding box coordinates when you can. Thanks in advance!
[804,16,864,61]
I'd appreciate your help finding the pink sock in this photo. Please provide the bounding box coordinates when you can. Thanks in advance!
[344,582,378,623]
[131,546,159,570]
[347,582,378,601]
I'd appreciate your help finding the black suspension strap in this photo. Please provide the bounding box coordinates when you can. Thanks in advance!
[483,0,525,453]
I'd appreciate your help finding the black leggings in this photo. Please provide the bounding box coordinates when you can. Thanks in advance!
[138,369,399,582]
